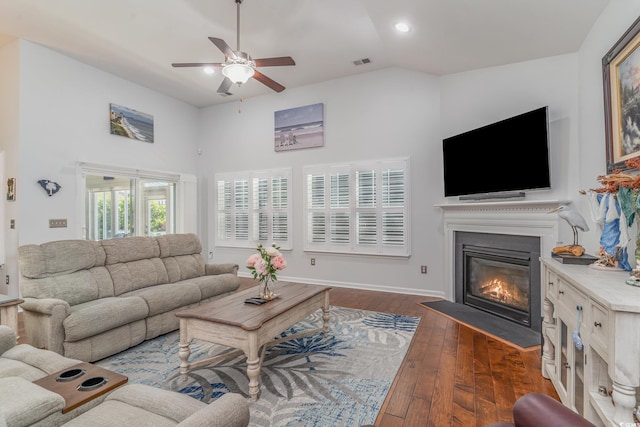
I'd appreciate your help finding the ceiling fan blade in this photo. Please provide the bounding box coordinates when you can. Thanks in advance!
[171,62,224,68]
[217,77,233,94]
[254,56,296,67]
[253,70,285,93]
[208,37,237,59]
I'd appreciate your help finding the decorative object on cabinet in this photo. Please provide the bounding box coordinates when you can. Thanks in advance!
[541,259,640,426]
[6,177,15,201]
[549,205,589,257]
[109,103,154,143]
[37,179,62,197]
[588,160,640,284]
[585,190,632,271]
[603,15,640,173]
[274,103,324,152]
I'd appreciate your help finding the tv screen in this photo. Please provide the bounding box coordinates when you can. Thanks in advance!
[442,106,550,198]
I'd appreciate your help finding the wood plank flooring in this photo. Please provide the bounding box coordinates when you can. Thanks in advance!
[18,278,558,426]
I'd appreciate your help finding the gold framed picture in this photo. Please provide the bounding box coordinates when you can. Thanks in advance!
[603,16,640,173]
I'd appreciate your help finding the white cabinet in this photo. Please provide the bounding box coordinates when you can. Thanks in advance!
[541,259,640,427]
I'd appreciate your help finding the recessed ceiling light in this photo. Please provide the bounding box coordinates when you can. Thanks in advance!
[203,66,216,75]
[394,22,411,33]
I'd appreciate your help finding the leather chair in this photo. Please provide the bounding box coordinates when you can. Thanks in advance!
[484,393,596,427]
[362,393,596,427]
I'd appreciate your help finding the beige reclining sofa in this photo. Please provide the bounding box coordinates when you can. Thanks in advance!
[18,233,239,362]
[0,325,250,427]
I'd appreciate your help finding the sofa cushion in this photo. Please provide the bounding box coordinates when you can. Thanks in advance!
[163,255,205,283]
[101,236,160,264]
[107,258,169,296]
[121,283,201,317]
[1,344,80,380]
[63,383,206,427]
[157,233,202,257]
[20,266,115,306]
[0,376,65,427]
[0,358,53,382]
[64,297,149,342]
[18,240,103,279]
[187,274,241,300]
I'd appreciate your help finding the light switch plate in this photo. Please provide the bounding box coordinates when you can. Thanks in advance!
[49,219,67,228]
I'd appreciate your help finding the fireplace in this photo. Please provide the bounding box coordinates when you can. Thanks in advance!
[455,231,541,332]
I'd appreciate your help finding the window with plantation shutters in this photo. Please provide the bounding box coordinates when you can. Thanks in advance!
[303,158,410,256]
[215,168,292,249]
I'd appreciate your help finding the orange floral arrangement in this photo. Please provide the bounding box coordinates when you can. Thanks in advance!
[592,158,640,193]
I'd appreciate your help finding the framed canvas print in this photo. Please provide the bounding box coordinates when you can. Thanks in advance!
[274,103,324,152]
[109,103,155,143]
[603,16,640,172]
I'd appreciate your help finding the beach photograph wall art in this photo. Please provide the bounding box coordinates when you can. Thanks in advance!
[109,103,155,143]
[274,103,324,152]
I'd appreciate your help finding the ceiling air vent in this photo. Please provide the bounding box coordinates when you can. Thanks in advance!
[353,58,372,66]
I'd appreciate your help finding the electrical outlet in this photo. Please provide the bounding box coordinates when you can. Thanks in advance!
[311,258,316,266]
[208,251,213,259]
[5,275,8,285]
[421,265,427,274]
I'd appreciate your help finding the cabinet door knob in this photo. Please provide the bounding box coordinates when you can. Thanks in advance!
[594,321,602,328]
[563,362,571,368]
[558,290,564,295]
[548,281,554,286]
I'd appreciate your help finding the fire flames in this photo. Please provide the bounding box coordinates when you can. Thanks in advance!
[478,277,527,310]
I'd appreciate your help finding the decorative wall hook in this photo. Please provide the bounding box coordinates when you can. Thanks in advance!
[38,179,62,196]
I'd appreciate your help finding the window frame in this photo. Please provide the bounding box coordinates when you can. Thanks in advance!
[303,158,411,257]
[214,168,293,250]
[77,162,193,240]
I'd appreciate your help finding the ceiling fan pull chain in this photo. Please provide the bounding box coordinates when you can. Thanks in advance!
[238,97,243,114]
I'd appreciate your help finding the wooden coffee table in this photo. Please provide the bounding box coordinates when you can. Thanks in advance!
[175,282,331,400]
[33,362,128,413]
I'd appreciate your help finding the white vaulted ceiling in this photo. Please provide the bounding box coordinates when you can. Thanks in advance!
[0,0,610,107]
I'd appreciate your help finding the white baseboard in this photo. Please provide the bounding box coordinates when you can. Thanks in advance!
[238,272,446,299]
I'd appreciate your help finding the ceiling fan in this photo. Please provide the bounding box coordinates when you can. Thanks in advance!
[172,0,295,94]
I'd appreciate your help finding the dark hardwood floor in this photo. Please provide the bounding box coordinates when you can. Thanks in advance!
[18,278,558,426]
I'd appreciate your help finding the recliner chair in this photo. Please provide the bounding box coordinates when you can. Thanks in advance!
[484,393,596,427]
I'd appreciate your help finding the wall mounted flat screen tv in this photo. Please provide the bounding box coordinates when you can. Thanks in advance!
[443,106,550,198]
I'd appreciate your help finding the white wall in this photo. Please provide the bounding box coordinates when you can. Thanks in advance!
[576,0,640,256]
[6,0,640,296]
[440,54,580,246]
[0,40,20,296]
[17,40,201,244]
[198,68,445,296]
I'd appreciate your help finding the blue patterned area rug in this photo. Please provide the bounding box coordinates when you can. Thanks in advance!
[96,306,420,427]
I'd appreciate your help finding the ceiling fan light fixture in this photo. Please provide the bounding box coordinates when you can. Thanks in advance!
[394,22,411,33]
[222,63,255,84]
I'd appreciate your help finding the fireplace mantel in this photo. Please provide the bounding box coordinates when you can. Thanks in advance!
[437,199,569,301]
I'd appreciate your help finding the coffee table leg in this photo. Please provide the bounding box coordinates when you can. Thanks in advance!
[246,333,261,401]
[178,322,191,382]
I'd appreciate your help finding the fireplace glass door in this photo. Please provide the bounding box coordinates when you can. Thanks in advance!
[464,249,531,327]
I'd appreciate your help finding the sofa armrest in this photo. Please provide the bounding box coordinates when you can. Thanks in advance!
[19,298,70,355]
[205,263,239,276]
[21,298,70,316]
[513,393,596,427]
[177,393,250,427]
[0,326,17,355]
